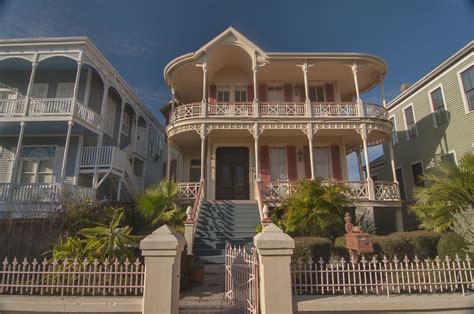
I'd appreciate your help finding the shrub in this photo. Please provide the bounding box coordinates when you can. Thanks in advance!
[437,232,471,259]
[390,231,440,260]
[333,236,349,259]
[292,237,333,263]
[451,206,474,255]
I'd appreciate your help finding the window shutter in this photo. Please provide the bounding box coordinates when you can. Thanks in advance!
[247,85,254,102]
[284,84,293,102]
[258,84,267,101]
[325,84,335,102]
[259,145,270,182]
[303,145,311,179]
[209,84,217,103]
[286,145,297,180]
[330,145,342,181]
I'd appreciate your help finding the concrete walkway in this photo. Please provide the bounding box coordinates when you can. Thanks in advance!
[180,264,242,314]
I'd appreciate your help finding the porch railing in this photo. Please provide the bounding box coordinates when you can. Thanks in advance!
[292,255,473,297]
[177,182,201,200]
[0,257,144,297]
[79,146,115,168]
[0,183,95,204]
[0,99,25,116]
[74,100,102,129]
[258,180,399,202]
[168,101,389,123]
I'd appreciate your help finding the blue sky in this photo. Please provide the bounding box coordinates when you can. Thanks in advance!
[0,0,473,177]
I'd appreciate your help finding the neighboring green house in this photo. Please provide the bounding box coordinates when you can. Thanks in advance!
[372,41,473,229]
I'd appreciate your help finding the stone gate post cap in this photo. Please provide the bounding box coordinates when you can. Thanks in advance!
[254,223,295,250]
[140,225,185,251]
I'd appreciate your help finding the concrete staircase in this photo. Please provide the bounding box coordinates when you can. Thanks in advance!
[193,200,260,264]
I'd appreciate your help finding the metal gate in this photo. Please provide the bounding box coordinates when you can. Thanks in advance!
[224,242,260,314]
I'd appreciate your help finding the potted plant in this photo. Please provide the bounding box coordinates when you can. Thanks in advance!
[188,257,205,285]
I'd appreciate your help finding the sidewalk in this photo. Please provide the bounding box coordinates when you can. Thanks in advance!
[180,264,241,314]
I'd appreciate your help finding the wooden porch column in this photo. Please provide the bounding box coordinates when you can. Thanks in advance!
[24,60,38,115]
[93,81,109,188]
[252,51,259,117]
[197,59,208,118]
[380,72,386,107]
[71,60,83,116]
[83,68,92,107]
[307,125,315,180]
[199,124,207,181]
[254,123,260,180]
[360,126,371,179]
[166,141,172,179]
[351,63,364,117]
[116,175,123,201]
[117,101,125,147]
[11,122,26,183]
[388,142,398,183]
[60,121,74,183]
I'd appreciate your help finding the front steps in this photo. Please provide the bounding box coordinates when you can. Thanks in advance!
[193,200,260,264]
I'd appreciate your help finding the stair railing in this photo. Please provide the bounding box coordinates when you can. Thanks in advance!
[183,179,204,255]
[255,179,271,224]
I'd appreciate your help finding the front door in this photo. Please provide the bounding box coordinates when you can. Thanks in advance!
[216,147,249,200]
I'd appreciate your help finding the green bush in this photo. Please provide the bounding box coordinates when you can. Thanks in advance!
[292,237,333,263]
[390,231,440,260]
[437,233,471,259]
[333,236,349,259]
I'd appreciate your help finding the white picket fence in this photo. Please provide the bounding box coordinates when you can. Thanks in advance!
[0,257,144,297]
[292,255,473,297]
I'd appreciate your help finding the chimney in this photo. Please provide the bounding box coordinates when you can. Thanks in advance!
[400,83,411,92]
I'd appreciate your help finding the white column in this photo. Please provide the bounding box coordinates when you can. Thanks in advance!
[351,63,364,117]
[356,148,364,180]
[140,225,185,314]
[11,122,26,183]
[361,126,371,180]
[388,143,398,183]
[380,73,386,107]
[252,51,259,117]
[199,124,206,181]
[254,224,295,314]
[199,61,208,118]
[302,62,312,117]
[308,131,315,180]
[117,101,125,147]
[133,113,139,152]
[166,141,172,179]
[71,61,82,116]
[254,132,260,180]
[83,67,92,107]
[116,175,123,201]
[92,134,103,188]
[171,87,176,111]
[60,121,74,183]
[24,62,38,115]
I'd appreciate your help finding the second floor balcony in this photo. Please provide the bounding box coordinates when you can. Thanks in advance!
[168,101,388,124]
[0,97,102,129]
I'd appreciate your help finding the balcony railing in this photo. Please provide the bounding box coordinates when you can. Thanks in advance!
[177,182,201,200]
[0,183,95,204]
[258,180,399,202]
[0,98,102,129]
[0,99,25,116]
[168,101,388,123]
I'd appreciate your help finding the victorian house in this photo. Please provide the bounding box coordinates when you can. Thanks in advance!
[0,37,166,218]
[162,28,402,261]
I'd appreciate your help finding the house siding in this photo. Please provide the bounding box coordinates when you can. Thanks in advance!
[374,53,474,202]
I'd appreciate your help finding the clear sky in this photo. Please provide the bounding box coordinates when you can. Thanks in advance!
[0,0,473,177]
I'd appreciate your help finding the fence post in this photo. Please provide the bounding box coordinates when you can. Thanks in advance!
[254,223,295,314]
[140,225,185,314]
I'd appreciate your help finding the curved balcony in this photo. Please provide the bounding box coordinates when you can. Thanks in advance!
[168,101,388,124]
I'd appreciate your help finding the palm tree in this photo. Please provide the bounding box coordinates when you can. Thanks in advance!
[134,179,186,232]
[282,179,351,237]
[411,153,474,232]
[78,208,137,259]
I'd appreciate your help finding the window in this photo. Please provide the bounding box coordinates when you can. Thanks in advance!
[30,83,48,98]
[460,65,474,112]
[395,168,406,200]
[411,162,425,188]
[121,112,130,136]
[19,159,54,184]
[389,116,398,145]
[429,87,448,126]
[56,83,74,98]
[403,105,418,139]
[314,147,331,178]
[189,159,201,182]
[308,86,325,102]
[267,86,284,102]
[217,86,230,102]
[234,86,247,102]
[0,89,17,100]
[269,147,287,181]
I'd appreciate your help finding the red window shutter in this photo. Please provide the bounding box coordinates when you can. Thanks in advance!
[303,145,311,179]
[287,145,297,180]
[259,145,270,182]
[247,85,254,102]
[209,84,217,103]
[259,84,267,101]
[325,84,335,102]
[330,145,343,181]
[284,84,293,102]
